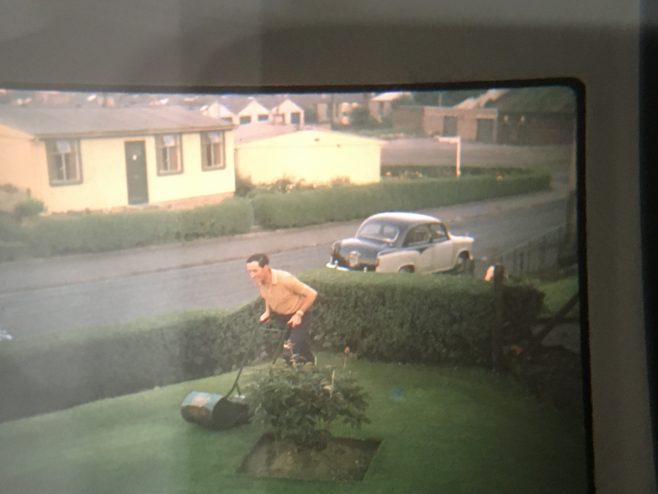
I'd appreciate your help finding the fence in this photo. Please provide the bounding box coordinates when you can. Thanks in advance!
[496,224,570,278]
[500,226,566,276]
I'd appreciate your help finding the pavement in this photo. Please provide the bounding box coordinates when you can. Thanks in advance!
[0,186,569,295]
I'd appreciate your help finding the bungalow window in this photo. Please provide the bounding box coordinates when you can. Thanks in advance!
[239,116,252,125]
[201,131,225,170]
[257,114,269,122]
[46,139,82,185]
[156,134,182,175]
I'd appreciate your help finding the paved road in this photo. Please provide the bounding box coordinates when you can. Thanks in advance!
[0,191,567,340]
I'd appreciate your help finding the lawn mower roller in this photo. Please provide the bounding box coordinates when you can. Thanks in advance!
[180,322,288,430]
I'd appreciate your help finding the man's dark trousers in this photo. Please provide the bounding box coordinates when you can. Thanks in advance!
[270,311,315,364]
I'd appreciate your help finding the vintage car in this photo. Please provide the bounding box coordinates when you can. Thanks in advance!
[326,212,474,273]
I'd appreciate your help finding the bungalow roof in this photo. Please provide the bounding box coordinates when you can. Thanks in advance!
[233,123,300,144]
[484,86,577,113]
[0,105,232,138]
[234,124,385,147]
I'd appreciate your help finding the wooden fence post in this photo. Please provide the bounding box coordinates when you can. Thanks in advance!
[492,264,506,371]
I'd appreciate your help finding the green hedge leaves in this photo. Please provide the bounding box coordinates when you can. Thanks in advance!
[252,171,550,229]
[300,270,543,364]
[24,197,254,256]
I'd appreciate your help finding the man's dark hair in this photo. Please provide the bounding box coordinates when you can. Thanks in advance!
[246,253,270,267]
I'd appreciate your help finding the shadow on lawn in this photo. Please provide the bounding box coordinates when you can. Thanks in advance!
[507,345,585,419]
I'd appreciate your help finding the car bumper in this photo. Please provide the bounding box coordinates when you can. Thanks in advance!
[325,261,351,271]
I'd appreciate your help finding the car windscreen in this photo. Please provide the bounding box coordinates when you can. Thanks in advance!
[356,221,400,243]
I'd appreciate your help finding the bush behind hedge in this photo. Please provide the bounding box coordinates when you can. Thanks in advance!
[252,171,550,229]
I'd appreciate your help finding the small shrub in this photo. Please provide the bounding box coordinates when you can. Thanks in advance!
[247,363,370,449]
[330,176,352,187]
[235,174,256,197]
[13,198,45,222]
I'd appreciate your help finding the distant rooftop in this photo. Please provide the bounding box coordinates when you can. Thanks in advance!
[484,86,577,113]
[453,89,508,109]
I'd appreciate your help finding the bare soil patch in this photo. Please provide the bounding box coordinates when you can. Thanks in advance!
[238,433,381,481]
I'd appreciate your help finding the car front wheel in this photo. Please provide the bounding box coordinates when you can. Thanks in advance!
[453,253,473,275]
[399,265,415,273]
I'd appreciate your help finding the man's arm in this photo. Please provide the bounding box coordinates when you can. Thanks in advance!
[288,285,317,328]
[297,285,317,314]
[260,302,271,323]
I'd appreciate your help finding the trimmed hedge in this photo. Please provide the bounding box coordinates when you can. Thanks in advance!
[0,270,543,422]
[381,164,531,179]
[252,170,551,229]
[0,170,549,261]
[0,304,278,423]
[299,270,544,365]
[23,197,254,257]
[0,213,27,262]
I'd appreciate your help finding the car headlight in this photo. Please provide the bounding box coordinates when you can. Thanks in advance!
[348,250,360,268]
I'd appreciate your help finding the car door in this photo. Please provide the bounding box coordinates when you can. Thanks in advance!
[429,223,455,272]
[403,225,434,273]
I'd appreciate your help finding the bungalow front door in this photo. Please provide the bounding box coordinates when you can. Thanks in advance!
[125,141,149,205]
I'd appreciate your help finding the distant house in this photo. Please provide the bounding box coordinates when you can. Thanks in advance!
[0,106,236,213]
[234,124,383,186]
[392,89,506,142]
[269,98,304,126]
[281,93,371,126]
[392,87,576,145]
[485,86,577,145]
[201,96,306,127]
[368,91,412,123]
[200,101,236,125]
[236,99,271,125]
[210,93,370,128]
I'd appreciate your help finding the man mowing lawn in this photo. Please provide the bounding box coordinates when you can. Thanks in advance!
[246,253,317,365]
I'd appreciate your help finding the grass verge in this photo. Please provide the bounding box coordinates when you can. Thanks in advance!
[0,353,589,494]
[535,274,579,315]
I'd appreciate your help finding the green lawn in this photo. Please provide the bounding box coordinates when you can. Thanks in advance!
[535,275,579,315]
[0,353,589,494]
